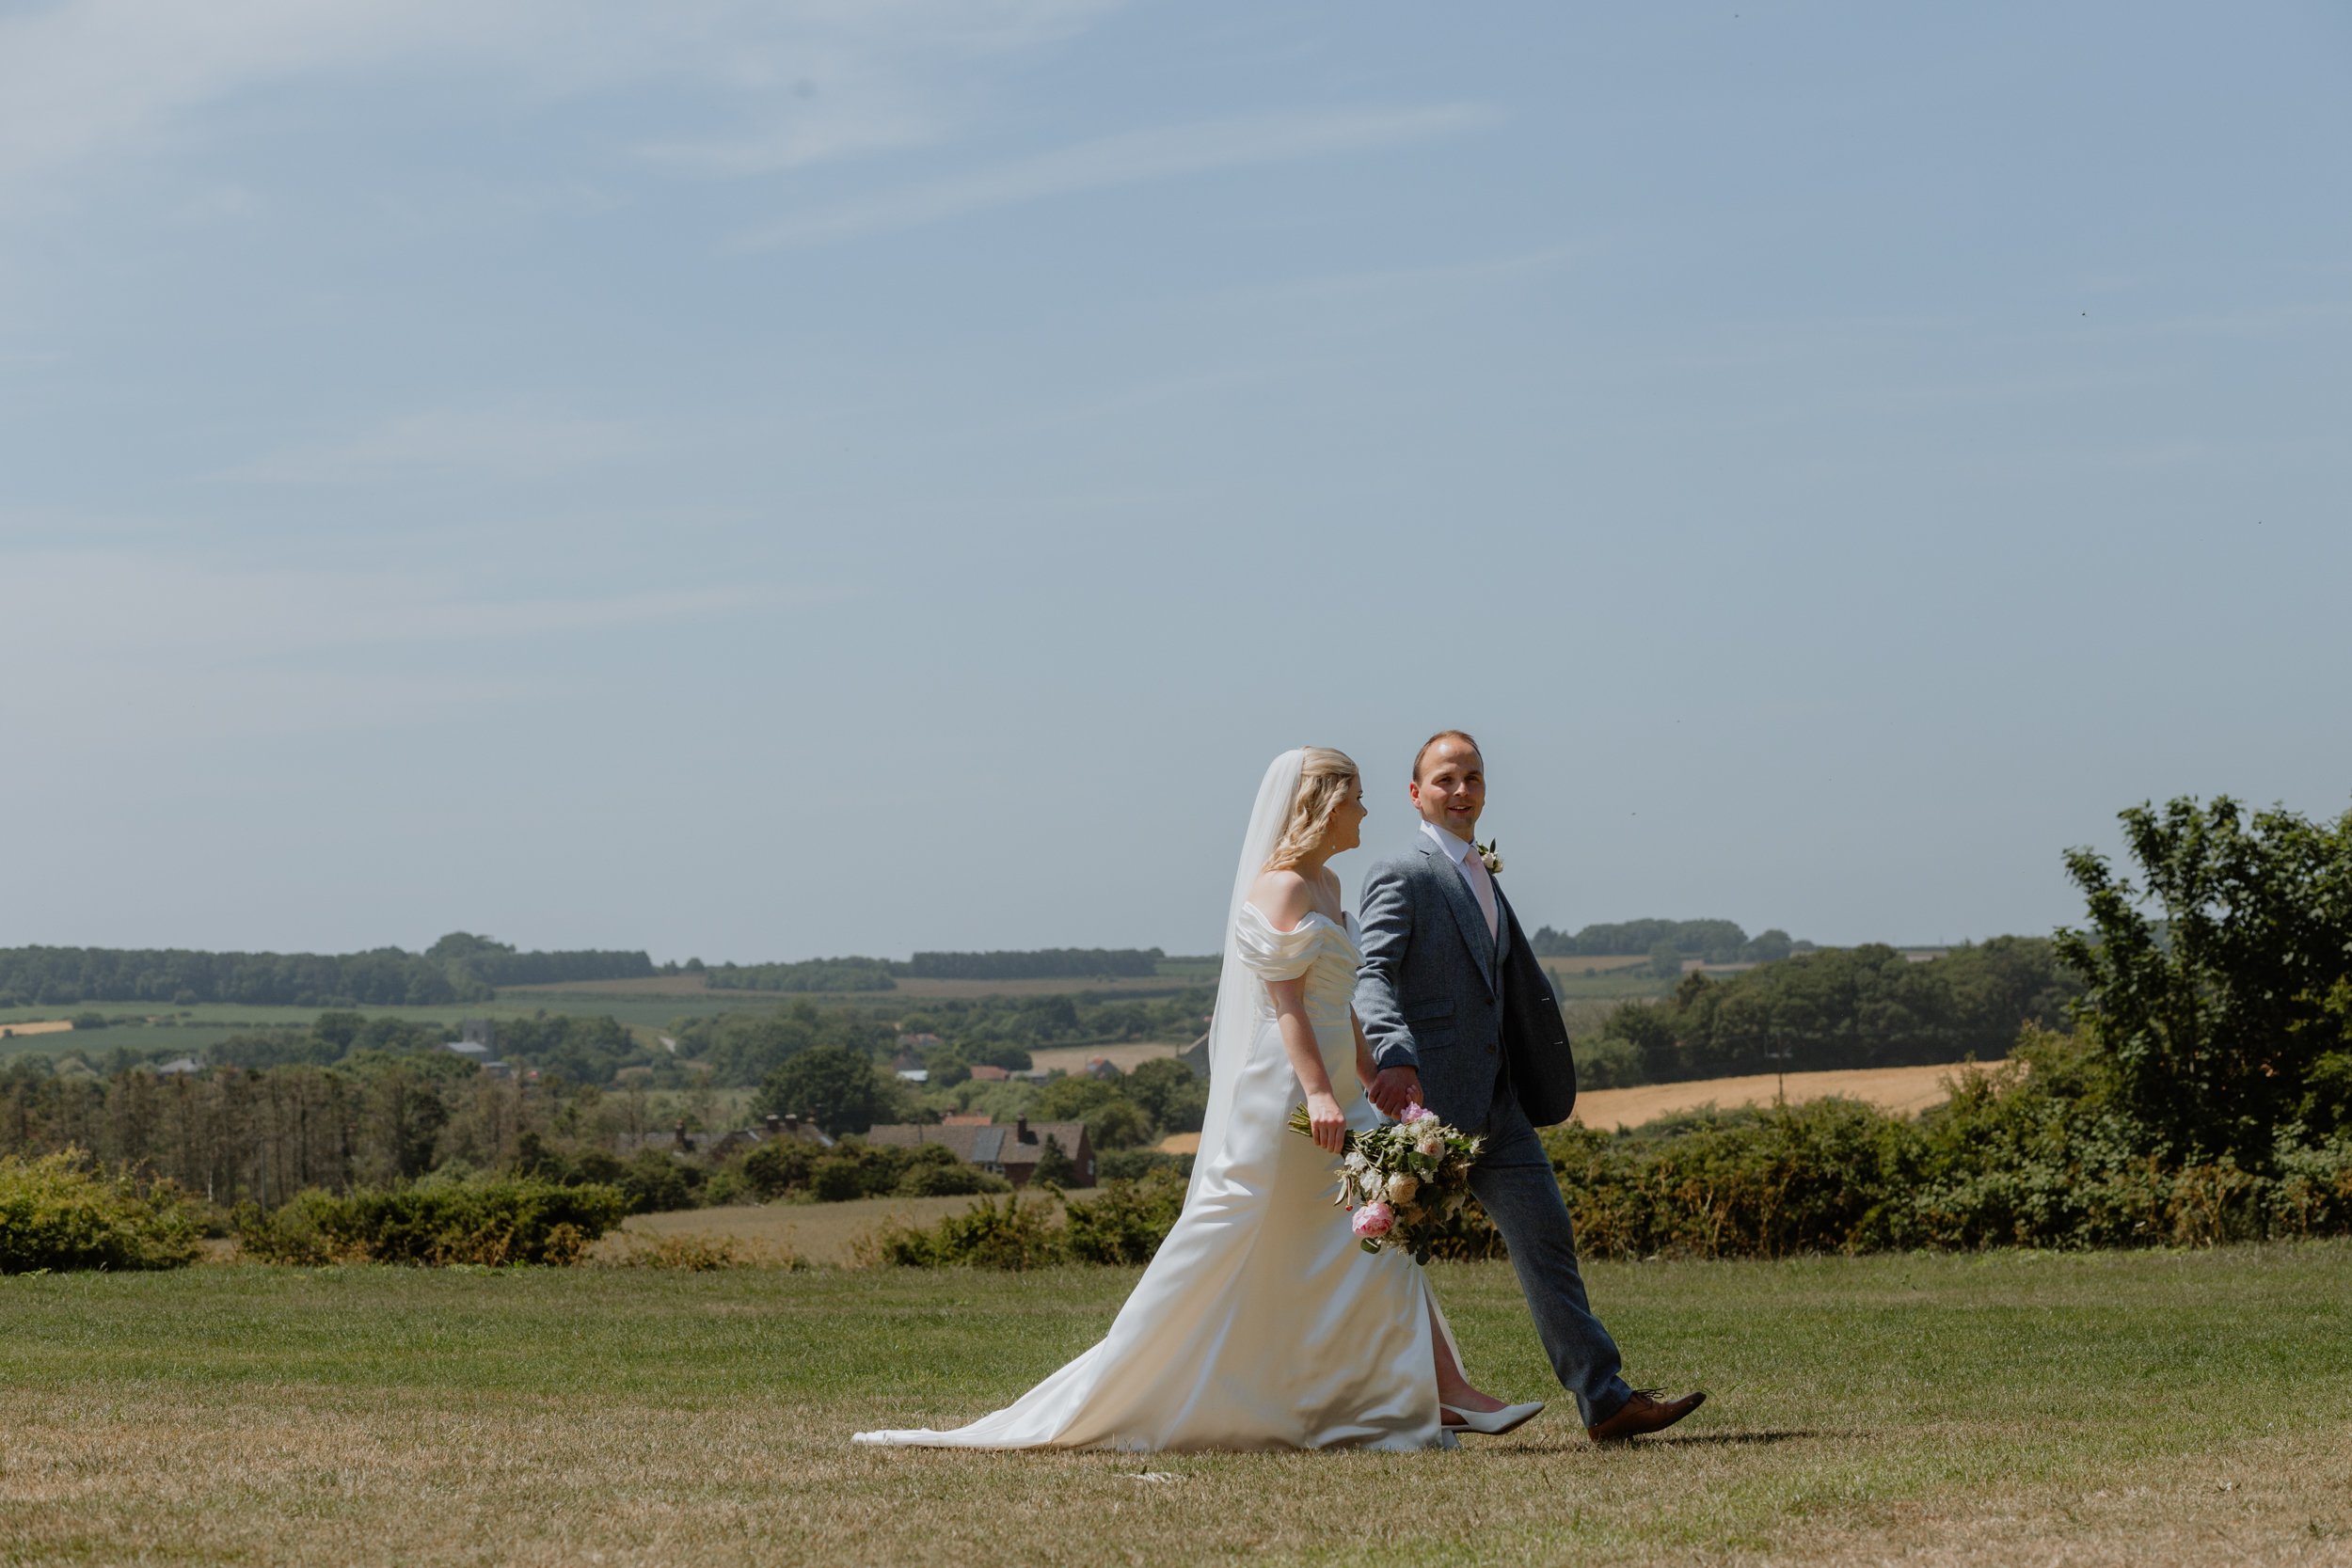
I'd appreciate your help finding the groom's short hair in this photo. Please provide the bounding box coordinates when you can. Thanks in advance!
[1412,730,1482,781]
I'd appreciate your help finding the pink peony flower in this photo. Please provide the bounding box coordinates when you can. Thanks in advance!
[1351,1201,1394,1239]
[1402,1101,1437,1123]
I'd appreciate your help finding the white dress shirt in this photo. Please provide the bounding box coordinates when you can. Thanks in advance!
[1421,818,1498,943]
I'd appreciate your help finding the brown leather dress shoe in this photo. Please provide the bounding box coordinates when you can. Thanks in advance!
[1585,1387,1706,1444]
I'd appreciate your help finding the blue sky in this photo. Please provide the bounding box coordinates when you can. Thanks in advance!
[4,2,2347,962]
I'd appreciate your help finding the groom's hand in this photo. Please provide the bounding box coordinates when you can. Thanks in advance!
[1368,1066,1422,1119]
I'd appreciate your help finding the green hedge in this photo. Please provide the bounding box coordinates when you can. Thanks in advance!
[0,1149,204,1274]
[707,1138,1009,1206]
[858,1035,2352,1269]
[859,1193,1065,1270]
[235,1178,627,1266]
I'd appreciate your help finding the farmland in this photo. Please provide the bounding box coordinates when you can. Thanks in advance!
[1570,1061,2010,1132]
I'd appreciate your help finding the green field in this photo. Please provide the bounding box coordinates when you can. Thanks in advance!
[0,949,1654,1066]
[4,1245,2347,1565]
[0,974,1226,1062]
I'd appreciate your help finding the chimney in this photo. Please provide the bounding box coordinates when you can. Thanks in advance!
[785,1114,801,1132]
[765,1113,782,1135]
[1016,1116,1032,1144]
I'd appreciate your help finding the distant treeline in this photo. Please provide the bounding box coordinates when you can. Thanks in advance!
[424,933,655,990]
[672,988,1212,1086]
[0,935,654,1009]
[700,947,1168,993]
[701,958,902,993]
[0,945,482,1008]
[1579,937,2080,1086]
[152,1010,669,1088]
[1532,919,1810,966]
[903,947,1165,980]
[0,1049,651,1211]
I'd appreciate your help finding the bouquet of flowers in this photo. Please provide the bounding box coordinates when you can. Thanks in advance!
[1286,1101,1485,1263]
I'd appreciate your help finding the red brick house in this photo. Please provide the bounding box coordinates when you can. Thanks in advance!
[864,1116,1094,1188]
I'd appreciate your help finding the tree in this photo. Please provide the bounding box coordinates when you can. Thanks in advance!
[1030,1076,1154,1149]
[1123,1057,1207,1134]
[1033,1134,1077,1187]
[2056,796,2352,1167]
[755,1044,895,1135]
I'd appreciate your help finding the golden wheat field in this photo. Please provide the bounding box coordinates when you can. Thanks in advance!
[1571,1062,2008,1132]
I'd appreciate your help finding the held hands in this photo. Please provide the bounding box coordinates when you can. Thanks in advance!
[1303,1091,1348,1154]
[1366,1065,1422,1120]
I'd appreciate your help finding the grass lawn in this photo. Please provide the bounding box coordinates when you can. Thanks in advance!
[4,1246,2349,1566]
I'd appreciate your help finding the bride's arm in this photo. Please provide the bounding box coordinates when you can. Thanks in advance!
[1252,869,1346,1154]
[1268,976,1344,1153]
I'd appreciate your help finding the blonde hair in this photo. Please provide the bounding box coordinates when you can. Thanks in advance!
[1263,748,1360,871]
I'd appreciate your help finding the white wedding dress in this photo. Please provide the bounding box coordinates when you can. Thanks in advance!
[852,896,1458,1452]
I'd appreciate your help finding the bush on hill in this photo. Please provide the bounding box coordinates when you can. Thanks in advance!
[859,1193,1065,1270]
[234,1177,627,1266]
[0,1148,205,1274]
[707,1137,1010,1205]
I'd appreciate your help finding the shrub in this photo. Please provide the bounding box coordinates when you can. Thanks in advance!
[894,1157,1008,1197]
[1095,1148,1191,1184]
[858,1194,1063,1270]
[807,1157,872,1203]
[532,1143,704,1215]
[710,1138,1008,1204]
[236,1178,626,1266]
[0,1149,204,1273]
[714,1138,820,1202]
[1063,1169,1186,1265]
[1573,1033,1645,1090]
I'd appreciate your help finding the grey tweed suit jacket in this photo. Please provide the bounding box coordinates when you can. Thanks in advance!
[1354,833,1578,1131]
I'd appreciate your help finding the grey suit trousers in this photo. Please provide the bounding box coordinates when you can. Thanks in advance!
[1468,1082,1632,1428]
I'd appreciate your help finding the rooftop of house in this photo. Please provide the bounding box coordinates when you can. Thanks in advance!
[866,1117,1089,1166]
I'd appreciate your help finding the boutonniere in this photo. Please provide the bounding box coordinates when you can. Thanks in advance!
[1475,840,1502,875]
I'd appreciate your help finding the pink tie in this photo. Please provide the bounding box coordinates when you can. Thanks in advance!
[1464,852,1499,943]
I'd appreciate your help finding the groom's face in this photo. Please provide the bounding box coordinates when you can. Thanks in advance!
[1410,740,1486,841]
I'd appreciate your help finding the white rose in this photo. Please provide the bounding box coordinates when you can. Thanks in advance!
[1416,1133,1444,1159]
[1385,1173,1420,1205]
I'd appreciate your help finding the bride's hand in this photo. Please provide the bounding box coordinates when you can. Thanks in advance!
[1305,1090,1347,1154]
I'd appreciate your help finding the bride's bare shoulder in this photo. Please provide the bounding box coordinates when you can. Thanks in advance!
[1247,868,1315,931]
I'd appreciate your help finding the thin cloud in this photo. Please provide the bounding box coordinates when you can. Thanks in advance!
[0,0,1116,194]
[0,549,835,741]
[221,406,663,484]
[1194,243,1597,314]
[735,103,1499,250]
[1,550,825,660]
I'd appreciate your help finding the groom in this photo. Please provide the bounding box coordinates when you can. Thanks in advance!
[1355,731,1705,1443]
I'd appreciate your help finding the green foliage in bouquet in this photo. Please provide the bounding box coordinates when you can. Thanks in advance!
[1287,1104,1486,1265]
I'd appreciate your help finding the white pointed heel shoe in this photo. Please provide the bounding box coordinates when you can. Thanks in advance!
[1440,1400,1546,1435]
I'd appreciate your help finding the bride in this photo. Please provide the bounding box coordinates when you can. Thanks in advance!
[854,747,1535,1452]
